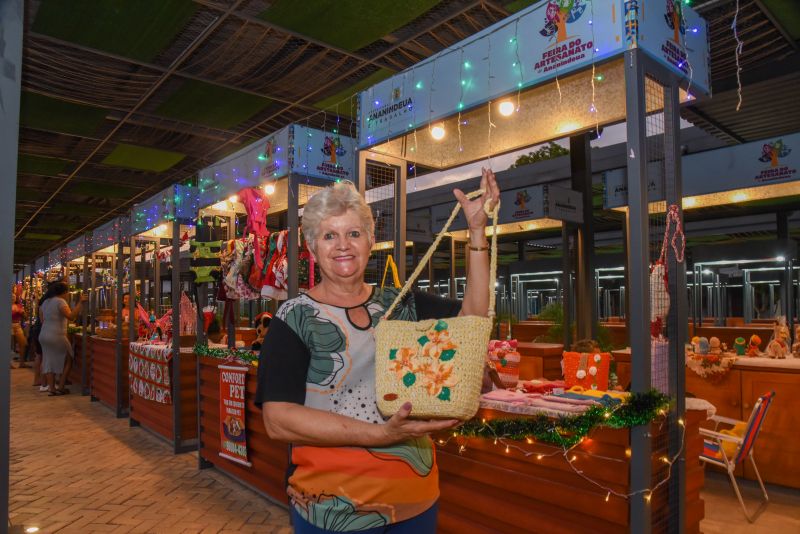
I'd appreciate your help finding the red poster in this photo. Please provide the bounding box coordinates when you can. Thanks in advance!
[218,365,251,467]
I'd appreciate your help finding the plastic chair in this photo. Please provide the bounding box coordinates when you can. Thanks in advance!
[699,391,775,522]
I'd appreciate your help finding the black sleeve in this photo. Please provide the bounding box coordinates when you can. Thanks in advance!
[411,289,462,320]
[255,316,309,407]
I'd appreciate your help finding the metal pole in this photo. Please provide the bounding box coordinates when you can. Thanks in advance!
[743,270,752,324]
[115,233,126,418]
[394,163,407,283]
[171,218,182,453]
[90,253,97,335]
[561,225,573,348]
[0,2,22,531]
[154,239,161,315]
[449,237,457,299]
[664,77,686,534]
[81,248,89,395]
[287,174,300,299]
[129,236,136,350]
[624,48,652,533]
[570,133,595,340]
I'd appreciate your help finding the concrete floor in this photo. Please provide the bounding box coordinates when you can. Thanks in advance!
[8,365,291,534]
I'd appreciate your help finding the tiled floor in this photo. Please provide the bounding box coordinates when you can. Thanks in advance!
[8,365,291,534]
[8,362,799,533]
[701,470,800,534]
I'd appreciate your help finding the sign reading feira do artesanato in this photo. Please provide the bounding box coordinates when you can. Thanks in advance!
[358,0,710,148]
[603,132,800,209]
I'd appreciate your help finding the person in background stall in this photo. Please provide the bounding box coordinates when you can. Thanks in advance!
[11,293,28,368]
[38,282,86,395]
[256,171,500,533]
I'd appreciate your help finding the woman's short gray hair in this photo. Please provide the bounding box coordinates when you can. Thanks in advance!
[302,181,374,253]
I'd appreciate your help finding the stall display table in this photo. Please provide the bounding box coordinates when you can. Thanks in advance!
[90,335,129,415]
[433,408,705,533]
[197,357,289,505]
[517,342,563,380]
[687,325,775,350]
[68,333,87,391]
[128,342,197,446]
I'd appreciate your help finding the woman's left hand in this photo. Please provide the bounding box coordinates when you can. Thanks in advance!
[453,167,500,233]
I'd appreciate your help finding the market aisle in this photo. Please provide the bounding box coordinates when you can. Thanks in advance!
[8,365,291,534]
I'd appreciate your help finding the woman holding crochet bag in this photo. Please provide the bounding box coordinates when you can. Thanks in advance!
[256,169,500,533]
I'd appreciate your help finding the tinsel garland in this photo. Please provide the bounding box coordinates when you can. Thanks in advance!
[458,390,670,447]
[193,343,258,364]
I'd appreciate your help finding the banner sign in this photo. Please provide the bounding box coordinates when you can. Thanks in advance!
[63,235,87,262]
[603,132,800,208]
[432,184,580,232]
[197,126,357,209]
[637,0,710,96]
[128,343,172,405]
[90,218,119,252]
[218,365,251,467]
[359,0,710,147]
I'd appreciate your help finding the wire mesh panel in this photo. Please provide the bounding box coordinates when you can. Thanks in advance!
[364,161,398,287]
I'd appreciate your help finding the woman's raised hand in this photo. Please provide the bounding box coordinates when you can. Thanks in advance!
[380,402,459,444]
[453,167,501,234]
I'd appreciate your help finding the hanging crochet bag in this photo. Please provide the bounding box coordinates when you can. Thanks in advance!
[650,204,684,337]
[380,254,401,289]
[563,351,611,391]
[375,191,499,420]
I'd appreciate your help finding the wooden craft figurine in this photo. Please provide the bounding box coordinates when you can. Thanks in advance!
[765,318,791,359]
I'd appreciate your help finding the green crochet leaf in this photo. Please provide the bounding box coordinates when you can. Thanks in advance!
[438,387,451,401]
[434,319,448,332]
[389,349,397,360]
[402,372,416,387]
[417,335,429,346]
[440,349,456,361]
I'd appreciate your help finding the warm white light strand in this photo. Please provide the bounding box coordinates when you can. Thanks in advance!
[731,0,744,111]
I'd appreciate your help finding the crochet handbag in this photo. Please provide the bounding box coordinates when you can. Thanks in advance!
[375,190,499,420]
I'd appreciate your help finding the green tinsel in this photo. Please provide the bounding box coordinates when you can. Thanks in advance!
[193,343,258,364]
[458,390,670,447]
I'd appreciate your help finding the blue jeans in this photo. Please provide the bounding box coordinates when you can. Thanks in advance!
[290,503,439,534]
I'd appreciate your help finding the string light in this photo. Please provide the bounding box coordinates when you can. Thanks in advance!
[430,124,446,141]
[498,101,515,117]
[731,0,744,110]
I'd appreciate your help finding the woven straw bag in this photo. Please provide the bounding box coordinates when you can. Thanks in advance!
[375,190,499,420]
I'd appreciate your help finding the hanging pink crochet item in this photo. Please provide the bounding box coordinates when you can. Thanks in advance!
[650,204,685,337]
[238,187,271,270]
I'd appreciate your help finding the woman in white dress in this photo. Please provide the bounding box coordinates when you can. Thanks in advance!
[38,282,86,395]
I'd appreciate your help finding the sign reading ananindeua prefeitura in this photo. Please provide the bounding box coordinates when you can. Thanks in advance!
[218,365,251,467]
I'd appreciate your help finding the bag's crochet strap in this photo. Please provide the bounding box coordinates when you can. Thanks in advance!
[381,254,401,289]
[382,189,500,319]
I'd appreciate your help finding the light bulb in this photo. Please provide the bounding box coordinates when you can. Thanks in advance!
[430,124,446,141]
[498,100,515,117]
[683,197,697,208]
[264,183,276,195]
[732,192,747,202]
[228,195,238,204]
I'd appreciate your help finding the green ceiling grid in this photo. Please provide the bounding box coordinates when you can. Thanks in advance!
[761,0,800,40]
[505,0,538,14]
[102,143,186,172]
[17,154,70,176]
[21,92,108,137]
[260,0,440,52]
[32,0,197,63]
[23,233,63,241]
[313,68,394,116]
[155,80,272,130]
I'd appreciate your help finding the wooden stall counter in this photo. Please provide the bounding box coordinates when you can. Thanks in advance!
[68,333,88,393]
[517,342,563,380]
[90,335,129,416]
[435,408,706,534]
[128,343,197,450]
[685,356,800,489]
[198,357,289,505]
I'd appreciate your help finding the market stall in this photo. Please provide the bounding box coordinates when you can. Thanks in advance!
[127,184,199,452]
[353,0,710,530]
[86,216,130,417]
[193,123,356,486]
[63,234,89,394]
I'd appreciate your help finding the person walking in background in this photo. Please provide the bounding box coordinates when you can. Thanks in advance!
[38,282,86,396]
[11,292,28,368]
